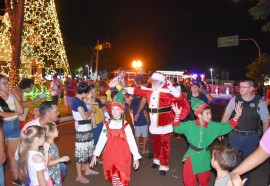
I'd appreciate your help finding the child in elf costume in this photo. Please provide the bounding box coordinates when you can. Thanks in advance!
[90,90,141,186]
[172,98,242,186]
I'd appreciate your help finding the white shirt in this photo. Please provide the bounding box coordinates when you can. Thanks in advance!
[50,81,59,96]
[22,118,41,131]
[28,151,50,185]
[0,95,18,121]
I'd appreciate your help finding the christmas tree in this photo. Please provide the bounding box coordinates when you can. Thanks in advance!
[0,0,70,91]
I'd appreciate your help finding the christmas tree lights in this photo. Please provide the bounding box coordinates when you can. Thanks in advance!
[0,0,70,92]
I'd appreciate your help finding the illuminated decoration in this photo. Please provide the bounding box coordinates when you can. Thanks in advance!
[132,60,142,70]
[192,74,197,79]
[200,74,206,82]
[0,0,70,93]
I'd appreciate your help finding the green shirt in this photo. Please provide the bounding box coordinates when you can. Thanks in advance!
[174,119,235,174]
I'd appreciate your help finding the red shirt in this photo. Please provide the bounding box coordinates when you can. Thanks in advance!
[66,82,76,97]
[266,87,270,99]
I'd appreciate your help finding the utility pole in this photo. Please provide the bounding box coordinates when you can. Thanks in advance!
[95,40,99,79]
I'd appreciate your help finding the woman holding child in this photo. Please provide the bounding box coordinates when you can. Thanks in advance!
[72,82,98,184]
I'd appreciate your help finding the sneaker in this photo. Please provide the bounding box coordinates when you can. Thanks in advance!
[159,170,167,176]
[12,179,23,186]
[146,153,154,159]
[151,163,159,169]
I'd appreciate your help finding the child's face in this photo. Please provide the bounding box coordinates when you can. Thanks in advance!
[86,91,93,99]
[33,107,40,117]
[91,88,97,97]
[198,109,212,123]
[35,134,45,147]
[103,106,108,112]
[100,96,107,104]
[52,127,59,138]
[211,150,219,169]
[46,127,59,140]
[111,106,124,119]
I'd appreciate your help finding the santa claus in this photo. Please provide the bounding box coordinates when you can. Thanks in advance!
[125,72,189,175]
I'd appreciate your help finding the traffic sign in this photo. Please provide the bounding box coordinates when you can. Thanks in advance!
[218,35,239,47]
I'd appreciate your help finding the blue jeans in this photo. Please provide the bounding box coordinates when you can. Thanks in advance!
[2,118,20,139]
[0,164,4,186]
[26,175,30,186]
[229,131,259,186]
[60,162,67,178]
[93,122,103,145]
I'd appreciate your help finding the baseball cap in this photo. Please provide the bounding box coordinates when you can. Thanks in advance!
[191,80,200,87]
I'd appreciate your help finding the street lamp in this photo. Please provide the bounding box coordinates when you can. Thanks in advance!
[132,60,142,74]
[85,65,89,77]
[210,68,213,91]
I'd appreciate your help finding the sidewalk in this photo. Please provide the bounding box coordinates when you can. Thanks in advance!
[56,101,74,123]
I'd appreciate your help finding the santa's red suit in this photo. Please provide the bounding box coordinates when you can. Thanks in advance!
[126,76,189,172]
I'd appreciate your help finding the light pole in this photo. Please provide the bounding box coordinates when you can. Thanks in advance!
[132,60,142,74]
[90,46,96,79]
[210,68,213,91]
[85,65,89,77]
[239,38,261,64]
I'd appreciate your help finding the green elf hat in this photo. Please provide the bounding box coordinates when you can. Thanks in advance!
[111,89,125,110]
[191,97,209,116]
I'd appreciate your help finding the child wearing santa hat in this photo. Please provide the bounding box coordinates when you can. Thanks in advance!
[172,98,243,186]
[90,89,141,186]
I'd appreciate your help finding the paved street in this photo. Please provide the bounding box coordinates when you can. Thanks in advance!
[3,98,269,186]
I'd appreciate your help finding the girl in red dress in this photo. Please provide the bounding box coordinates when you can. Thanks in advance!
[90,90,141,186]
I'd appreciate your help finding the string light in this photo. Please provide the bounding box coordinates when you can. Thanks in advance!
[0,0,70,94]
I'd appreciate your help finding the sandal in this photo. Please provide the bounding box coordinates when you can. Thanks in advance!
[76,177,89,184]
[85,170,99,176]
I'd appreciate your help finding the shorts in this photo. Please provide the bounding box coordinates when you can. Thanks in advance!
[2,118,20,140]
[135,125,148,138]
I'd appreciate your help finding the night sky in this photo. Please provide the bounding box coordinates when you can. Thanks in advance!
[2,0,270,79]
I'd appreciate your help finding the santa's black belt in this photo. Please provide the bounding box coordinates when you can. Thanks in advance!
[148,107,172,113]
[189,144,209,152]
[77,119,91,125]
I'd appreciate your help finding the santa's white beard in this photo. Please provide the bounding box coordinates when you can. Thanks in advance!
[152,81,164,89]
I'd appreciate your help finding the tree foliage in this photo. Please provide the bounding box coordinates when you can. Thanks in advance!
[246,53,270,84]
[249,0,270,32]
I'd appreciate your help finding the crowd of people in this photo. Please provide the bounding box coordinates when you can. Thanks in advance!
[0,67,269,186]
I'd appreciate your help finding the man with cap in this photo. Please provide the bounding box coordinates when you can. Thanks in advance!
[125,72,189,175]
[172,98,243,186]
[185,80,209,121]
